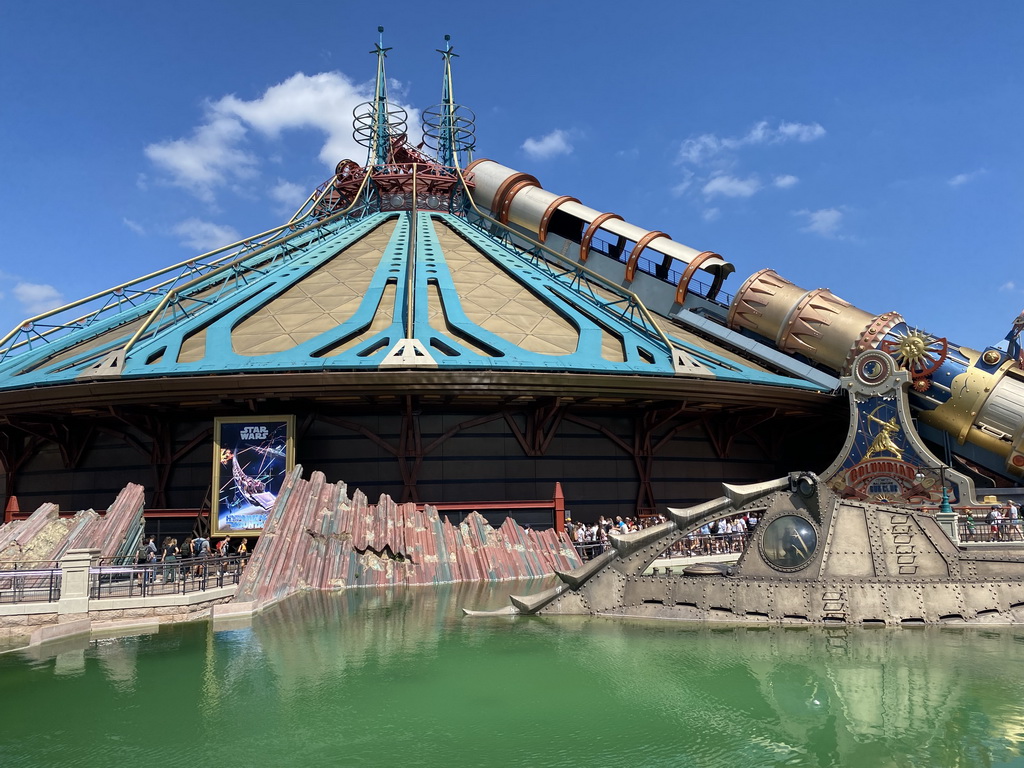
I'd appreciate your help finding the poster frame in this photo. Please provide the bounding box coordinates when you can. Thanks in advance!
[211,414,295,537]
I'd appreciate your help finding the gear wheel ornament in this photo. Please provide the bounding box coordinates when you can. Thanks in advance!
[879,329,947,387]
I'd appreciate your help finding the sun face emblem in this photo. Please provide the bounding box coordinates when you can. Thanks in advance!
[880,329,948,380]
[900,334,926,360]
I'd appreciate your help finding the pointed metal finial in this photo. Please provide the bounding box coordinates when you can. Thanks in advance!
[361,27,396,166]
[421,33,475,169]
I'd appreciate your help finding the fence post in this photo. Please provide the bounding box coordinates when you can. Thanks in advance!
[57,548,100,615]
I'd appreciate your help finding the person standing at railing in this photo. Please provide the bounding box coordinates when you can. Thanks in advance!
[143,536,158,583]
[987,505,1003,542]
[215,537,231,576]
[1008,501,1023,541]
[730,517,747,553]
[574,523,588,560]
[180,537,193,578]
[237,537,249,566]
[964,512,976,542]
[160,537,179,583]
[194,535,211,576]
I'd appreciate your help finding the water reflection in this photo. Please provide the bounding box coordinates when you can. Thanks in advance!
[93,637,138,691]
[2,583,1024,767]
[512,618,1024,767]
[247,579,544,692]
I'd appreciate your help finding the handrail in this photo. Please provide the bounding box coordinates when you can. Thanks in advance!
[0,222,305,357]
[450,165,674,353]
[122,171,375,357]
[407,164,418,336]
[0,167,374,363]
[0,562,62,604]
[90,553,247,599]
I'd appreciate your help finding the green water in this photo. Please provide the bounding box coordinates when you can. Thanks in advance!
[3,581,1024,768]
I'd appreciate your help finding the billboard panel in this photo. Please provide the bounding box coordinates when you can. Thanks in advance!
[211,415,295,536]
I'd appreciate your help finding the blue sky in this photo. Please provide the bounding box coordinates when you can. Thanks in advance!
[1,1,1022,353]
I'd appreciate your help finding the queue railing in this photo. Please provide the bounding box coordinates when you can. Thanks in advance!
[572,531,753,562]
[90,554,248,600]
[0,560,62,604]
[958,515,1024,543]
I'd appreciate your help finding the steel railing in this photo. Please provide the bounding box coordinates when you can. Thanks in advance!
[90,554,248,600]
[0,560,62,604]
[958,518,1024,543]
[572,531,753,562]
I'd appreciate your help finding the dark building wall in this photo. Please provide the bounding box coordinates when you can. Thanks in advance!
[2,405,841,522]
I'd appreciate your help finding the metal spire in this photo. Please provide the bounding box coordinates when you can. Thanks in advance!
[369,25,393,168]
[421,34,475,171]
[436,35,459,168]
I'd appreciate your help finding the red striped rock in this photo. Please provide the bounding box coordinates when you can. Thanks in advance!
[236,466,580,610]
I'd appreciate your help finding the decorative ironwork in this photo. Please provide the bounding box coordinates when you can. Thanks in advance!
[879,328,948,380]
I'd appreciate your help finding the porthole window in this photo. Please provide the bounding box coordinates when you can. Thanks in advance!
[761,515,818,571]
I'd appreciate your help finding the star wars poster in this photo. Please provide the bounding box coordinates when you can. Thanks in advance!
[211,416,294,536]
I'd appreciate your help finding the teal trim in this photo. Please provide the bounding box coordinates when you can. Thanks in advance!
[0,210,825,392]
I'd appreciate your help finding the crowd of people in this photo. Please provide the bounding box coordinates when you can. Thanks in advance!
[137,534,250,582]
[962,499,1023,542]
[569,497,1024,559]
[568,513,759,560]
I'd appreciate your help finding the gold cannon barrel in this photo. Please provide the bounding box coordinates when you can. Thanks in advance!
[726,269,899,373]
[728,269,1024,477]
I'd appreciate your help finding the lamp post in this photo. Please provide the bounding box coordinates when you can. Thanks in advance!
[938,465,954,516]
[935,464,960,543]
[918,465,958,541]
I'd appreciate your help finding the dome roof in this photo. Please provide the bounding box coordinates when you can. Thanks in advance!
[0,206,821,398]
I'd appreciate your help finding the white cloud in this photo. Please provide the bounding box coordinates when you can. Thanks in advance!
[14,282,64,317]
[145,115,257,202]
[777,121,826,142]
[795,207,844,238]
[948,168,986,187]
[670,170,694,197]
[269,179,307,211]
[703,174,761,198]
[522,129,573,160]
[122,217,146,236]
[679,134,724,165]
[1000,281,1017,292]
[172,218,242,253]
[773,174,799,189]
[702,208,721,222]
[145,71,420,202]
[678,120,826,165]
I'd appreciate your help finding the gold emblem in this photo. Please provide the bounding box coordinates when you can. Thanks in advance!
[864,408,903,461]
